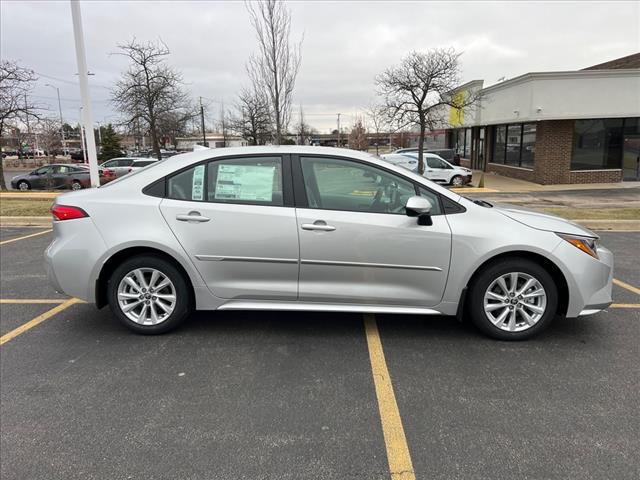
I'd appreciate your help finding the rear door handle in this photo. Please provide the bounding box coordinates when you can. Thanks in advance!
[301,220,335,232]
[176,211,210,223]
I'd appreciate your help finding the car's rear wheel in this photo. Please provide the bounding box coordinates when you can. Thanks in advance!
[467,258,558,340]
[71,180,83,190]
[17,180,30,191]
[108,255,192,334]
[450,175,464,187]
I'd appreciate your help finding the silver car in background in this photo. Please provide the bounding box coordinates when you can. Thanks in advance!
[45,146,613,340]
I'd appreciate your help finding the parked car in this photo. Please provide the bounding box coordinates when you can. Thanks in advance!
[382,152,472,186]
[10,164,114,191]
[127,158,158,173]
[70,151,86,162]
[402,152,472,186]
[46,146,613,340]
[394,147,461,165]
[99,157,139,177]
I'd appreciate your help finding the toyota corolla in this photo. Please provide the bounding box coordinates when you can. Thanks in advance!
[45,146,613,340]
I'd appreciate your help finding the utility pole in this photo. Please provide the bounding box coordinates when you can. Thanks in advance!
[24,94,32,157]
[70,0,99,187]
[337,113,341,148]
[45,84,68,156]
[199,97,207,147]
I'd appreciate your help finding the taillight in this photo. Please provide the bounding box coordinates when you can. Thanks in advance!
[103,169,114,176]
[51,204,89,221]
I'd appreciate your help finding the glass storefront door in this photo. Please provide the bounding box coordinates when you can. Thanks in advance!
[623,118,640,181]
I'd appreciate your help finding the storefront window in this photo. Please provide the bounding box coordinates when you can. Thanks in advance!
[491,123,536,168]
[493,126,506,164]
[571,119,624,170]
[505,125,522,165]
[464,128,472,158]
[521,124,536,169]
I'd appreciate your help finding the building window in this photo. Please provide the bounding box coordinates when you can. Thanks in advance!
[521,124,536,169]
[571,119,624,170]
[493,126,506,164]
[505,125,522,165]
[464,128,472,158]
[491,123,536,168]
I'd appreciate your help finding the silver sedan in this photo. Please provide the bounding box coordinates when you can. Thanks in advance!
[45,146,613,340]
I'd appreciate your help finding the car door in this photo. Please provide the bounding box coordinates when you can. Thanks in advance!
[159,154,299,300]
[424,156,447,182]
[31,166,52,189]
[294,155,452,307]
[50,165,72,189]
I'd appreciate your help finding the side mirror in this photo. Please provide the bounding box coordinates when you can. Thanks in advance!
[405,195,433,226]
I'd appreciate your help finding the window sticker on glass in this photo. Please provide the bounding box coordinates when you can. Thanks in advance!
[192,165,205,201]
[215,164,276,201]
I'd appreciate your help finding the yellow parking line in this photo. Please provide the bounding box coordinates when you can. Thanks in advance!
[0,299,68,304]
[613,278,640,296]
[610,303,640,309]
[0,229,52,246]
[364,314,415,480]
[0,298,81,346]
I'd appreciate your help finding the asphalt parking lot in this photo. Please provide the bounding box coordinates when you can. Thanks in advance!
[1,227,638,479]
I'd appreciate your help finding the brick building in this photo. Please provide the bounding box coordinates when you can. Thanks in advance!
[445,53,640,184]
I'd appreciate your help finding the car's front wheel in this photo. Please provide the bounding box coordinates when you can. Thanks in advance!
[17,180,30,191]
[108,255,193,334]
[450,175,464,187]
[467,258,558,340]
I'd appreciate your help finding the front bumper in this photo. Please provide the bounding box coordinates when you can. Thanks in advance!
[554,241,614,318]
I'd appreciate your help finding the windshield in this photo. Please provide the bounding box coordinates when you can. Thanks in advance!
[99,158,167,188]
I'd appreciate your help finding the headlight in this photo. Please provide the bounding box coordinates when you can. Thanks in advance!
[556,233,599,259]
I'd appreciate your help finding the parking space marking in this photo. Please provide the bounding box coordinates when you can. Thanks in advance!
[0,229,52,246]
[0,297,81,346]
[613,278,640,296]
[610,303,640,309]
[364,314,415,480]
[0,299,68,304]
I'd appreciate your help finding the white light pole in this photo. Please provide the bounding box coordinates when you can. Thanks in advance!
[79,107,87,163]
[45,83,68,156]
[70,0,99,187]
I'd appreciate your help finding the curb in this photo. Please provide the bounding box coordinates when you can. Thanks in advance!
[0,192,59,199]
[0,216,52,227]
[575,219,640,231]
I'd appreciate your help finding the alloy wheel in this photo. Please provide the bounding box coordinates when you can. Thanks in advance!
[451,176,463,186]
[71,181,82,191]
[483,272,547,332]
[117,268,177,325]
[18,182,29,191]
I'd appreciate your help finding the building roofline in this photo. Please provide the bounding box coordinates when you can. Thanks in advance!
[481,68,639,93]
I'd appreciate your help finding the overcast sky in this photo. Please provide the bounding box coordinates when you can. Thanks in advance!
[1,0,638,132]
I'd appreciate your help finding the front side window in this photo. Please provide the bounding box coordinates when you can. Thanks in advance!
[102,160,118,168]
[427,156,451,169]
[34,166,51,175]
[300,156,416,214]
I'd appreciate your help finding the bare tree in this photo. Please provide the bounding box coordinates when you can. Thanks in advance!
[229,87,272,146]
[348,118,369,151]
[111,38,191,160]
[365,104,388,155]
[376,48,480,174]
[0,60,40,189]
[157,106,197,150]
[36,117,62,158]
[295,106,313,145]
[246,0,302,145]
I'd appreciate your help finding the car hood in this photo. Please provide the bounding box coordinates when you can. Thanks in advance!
[494,204,597,237]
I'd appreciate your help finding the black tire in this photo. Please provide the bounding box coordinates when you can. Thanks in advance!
[108,254,193,334]
[467,258,558,340]
[17,180,30,191]
[71,180,83,191]
[450,175,463,187]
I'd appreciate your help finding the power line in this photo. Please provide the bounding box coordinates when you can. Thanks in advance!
[34,71,111,90]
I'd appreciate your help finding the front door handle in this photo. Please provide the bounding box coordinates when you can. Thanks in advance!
[301,220,335,232]
[176,211,210,223]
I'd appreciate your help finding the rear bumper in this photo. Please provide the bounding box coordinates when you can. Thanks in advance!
[44,217,106,303]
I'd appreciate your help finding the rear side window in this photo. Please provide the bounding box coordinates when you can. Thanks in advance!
[167,165,206,201]
[166,156,283,206]
[207,156,283,206]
